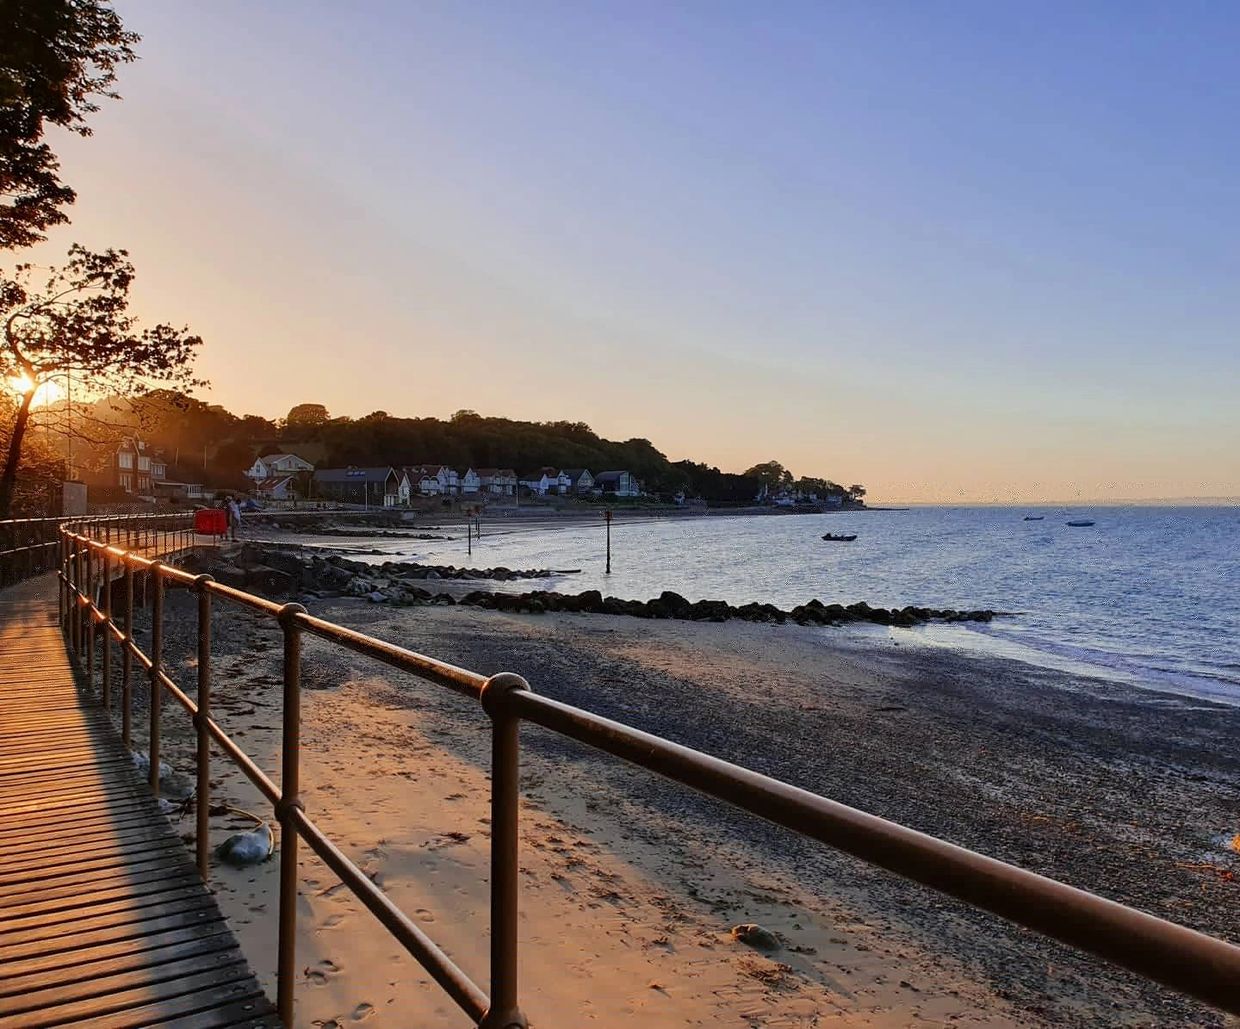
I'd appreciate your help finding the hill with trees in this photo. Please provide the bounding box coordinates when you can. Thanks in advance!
[22,395,864,508]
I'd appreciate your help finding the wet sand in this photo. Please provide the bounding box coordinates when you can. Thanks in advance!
[139,592,1240,1028]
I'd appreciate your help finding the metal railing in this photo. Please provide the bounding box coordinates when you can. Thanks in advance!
[0,512,197,589]
[55,524,1240,1026]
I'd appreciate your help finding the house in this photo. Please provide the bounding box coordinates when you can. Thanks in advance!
[404,465,459,497]
[459,468,481,494]
[245,452,314,481]
[477,469,518,496]
[111,438,163,495]
[312,467,400,506]
[521,467,570,496]
[561,469,594,494]
[594,470,641,498]
[254,476,297,502]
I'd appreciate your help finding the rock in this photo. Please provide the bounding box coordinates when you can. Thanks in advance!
[213,563,248,588]
[730,923,781,951]
[577,590,605,613]
[216,822,274,867]
[243,566,294,596]
[658,590,691,614]
[367,591,388,603]
[131,750,175,782]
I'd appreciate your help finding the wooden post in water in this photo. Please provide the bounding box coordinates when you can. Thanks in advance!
[605,509,612,575]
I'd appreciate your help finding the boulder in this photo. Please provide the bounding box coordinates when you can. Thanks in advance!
[243,566,294,596]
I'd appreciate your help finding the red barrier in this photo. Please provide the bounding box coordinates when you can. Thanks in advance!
[194,508,227,536]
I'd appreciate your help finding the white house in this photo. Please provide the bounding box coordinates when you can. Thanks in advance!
[562,469,594,494]
[246,452,314,481]
[404,465,460,497]
[477,469,518,495]
[255,475,297,501]
[594,470,641,498]
[521,467,571,496]
[459,468,481,494]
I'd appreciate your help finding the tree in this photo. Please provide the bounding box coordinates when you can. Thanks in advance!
[0,390,63,514]
[286,402,328,427]
[1,1,138,248]
[743,460,794,491]
[0,245,203,516]
[847,484,867,502]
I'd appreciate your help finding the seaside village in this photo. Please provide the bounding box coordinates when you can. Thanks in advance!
[75,436,847,510]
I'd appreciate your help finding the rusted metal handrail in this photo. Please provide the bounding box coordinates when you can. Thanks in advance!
[56,523,1240,1026]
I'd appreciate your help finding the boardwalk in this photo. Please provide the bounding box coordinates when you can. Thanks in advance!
[0,574,277,1027]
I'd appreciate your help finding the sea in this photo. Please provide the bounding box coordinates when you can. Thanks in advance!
[292,506,1240,705]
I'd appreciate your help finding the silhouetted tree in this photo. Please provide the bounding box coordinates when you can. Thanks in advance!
[743,460,793,490]
[1,1,138,248]
[0,246,202,516]
[286,402,328,427]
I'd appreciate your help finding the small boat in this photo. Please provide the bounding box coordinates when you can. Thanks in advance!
[1023,515,1044,521]
[1065,519,1095,527]
[822,533,858,542]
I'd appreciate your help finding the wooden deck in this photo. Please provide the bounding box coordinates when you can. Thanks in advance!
[0,574,278,1027]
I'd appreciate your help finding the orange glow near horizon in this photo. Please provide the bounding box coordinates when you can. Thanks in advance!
[7,374,65,410]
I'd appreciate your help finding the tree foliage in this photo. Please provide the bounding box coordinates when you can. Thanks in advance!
[286,402,328,427]
[0,245,202,515]
[742,460,794,490]
[1,1,138,248]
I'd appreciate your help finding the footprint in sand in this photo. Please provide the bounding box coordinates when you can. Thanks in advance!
[351,1003,375,1021]
[306,959,341,985]
[414,908,435,923]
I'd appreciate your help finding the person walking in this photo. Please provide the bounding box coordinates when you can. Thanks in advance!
[226,495,242,542]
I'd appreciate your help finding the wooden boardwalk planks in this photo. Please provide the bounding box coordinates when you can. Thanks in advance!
[0,574,278,1028]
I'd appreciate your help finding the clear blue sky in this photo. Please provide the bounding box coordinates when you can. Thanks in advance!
[33,1,1240,501]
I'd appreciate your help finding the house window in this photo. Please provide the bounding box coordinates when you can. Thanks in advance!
[138,455,150,471]
[120,473,132,491]
[118,452,133,469]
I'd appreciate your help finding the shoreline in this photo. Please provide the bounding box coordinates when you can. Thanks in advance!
[139,592,1240,1028]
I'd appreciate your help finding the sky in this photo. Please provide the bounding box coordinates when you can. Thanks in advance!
[21,1,1240,502]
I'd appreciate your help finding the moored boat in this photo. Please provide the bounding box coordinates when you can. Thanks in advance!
[822,533,858,542]
[1066,519,1095,527]
[1023,515,1044,521]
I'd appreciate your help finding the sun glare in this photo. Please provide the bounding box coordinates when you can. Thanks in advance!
[6,374,64,409]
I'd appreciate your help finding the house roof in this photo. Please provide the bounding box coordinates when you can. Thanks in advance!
[404,464,447,478]
[259,452,311,466]
[313,467,394,484]
[476,468,517,478]
[561,468,591,483]
[594,471,628,484]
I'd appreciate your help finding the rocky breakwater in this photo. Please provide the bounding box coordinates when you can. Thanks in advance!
[186,545,1001,627]
[185,544,565,602]
[456,589,999,627]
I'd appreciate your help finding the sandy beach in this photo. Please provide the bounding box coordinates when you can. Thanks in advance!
[135,588,1240,1028]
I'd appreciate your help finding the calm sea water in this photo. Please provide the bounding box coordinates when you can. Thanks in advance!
[307,506,1240,704]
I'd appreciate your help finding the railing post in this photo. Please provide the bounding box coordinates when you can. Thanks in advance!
[84,543,95,689]
[122,562,134,749]
[276,602,308,1025]
[68,543,78,654]
[75,539,84,660]
[101,551,113,710]
[58,533,67,630]
[149,561,164,795]
[478,673,531,1029]
[194,574,214,880]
